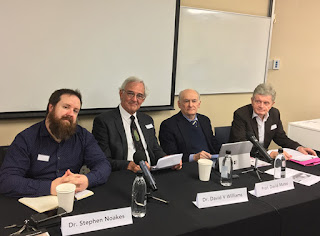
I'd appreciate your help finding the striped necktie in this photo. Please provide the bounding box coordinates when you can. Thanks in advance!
[191,120,198,127]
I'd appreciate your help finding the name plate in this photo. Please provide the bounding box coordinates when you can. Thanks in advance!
[250,177,294,197]
[61,207,133,236]
[194,187,248,209]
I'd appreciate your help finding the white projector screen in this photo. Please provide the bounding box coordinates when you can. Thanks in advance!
[176,7,271,94]
[0,0,179,118]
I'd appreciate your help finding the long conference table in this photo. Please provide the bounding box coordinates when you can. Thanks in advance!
[1,161,320,236]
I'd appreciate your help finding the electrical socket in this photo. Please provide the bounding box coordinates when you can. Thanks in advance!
[273,59,280,70]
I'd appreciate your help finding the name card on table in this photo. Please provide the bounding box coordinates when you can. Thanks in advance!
[249,178,294,197]
[194,188,248,209]
[61,207,133,236]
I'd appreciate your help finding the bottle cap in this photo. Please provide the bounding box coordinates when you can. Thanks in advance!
[278,148,283,153]
[226,150,231,154]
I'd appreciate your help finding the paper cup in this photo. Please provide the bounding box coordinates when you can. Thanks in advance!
[56,183,76,213]
[198,159,213,181]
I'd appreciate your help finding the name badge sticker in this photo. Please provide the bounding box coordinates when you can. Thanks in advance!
[145,124,153,129]
[37,154,50,162]
[271,124,277,130]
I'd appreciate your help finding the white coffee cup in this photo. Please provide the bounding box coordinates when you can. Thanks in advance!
[198,159,213,181]
[56,183,76,213]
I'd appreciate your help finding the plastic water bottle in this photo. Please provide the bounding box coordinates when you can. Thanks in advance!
[131,171,147,218]
[274,148,286,179]
[220,150,233,186]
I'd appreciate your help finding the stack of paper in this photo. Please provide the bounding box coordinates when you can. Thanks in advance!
[19,190,94,213]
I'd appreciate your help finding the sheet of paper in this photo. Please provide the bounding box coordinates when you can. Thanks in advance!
[151,154,182,170]
[250,157,271,167]
[265,168,320,186]
[268,148,317,161]
[75,190,94,200]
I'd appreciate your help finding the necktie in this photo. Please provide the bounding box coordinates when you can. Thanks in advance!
[130,115,145,152]
[191,120,198,127]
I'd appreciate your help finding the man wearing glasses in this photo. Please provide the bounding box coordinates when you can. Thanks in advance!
[229,83,316,159]
[92,76,167,172]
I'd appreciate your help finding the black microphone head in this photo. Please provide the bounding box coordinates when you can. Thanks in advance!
[133,150,147,165]
[246,131,258,142]
[246,131,254,139]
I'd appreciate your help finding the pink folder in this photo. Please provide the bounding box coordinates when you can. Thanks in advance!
[290,157,320,166]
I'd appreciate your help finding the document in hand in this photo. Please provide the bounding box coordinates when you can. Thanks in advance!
[284,148,320,166]
[151,154,182,171]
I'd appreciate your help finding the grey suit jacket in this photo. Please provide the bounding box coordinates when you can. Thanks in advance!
[229,104,300,150]
[159,111,220,162]
[92,107,166,171]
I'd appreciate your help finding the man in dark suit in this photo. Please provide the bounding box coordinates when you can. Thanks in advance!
[159,89,220,163]
[229,83,316,159]
[92,76,175,172]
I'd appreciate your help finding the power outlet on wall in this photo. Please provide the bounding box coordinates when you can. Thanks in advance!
[273,59,280,70]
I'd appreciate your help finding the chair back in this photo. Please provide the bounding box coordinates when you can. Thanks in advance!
[214,126,231,146]
[0,146,9,167]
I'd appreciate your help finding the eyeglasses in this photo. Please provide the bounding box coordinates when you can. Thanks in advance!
[123,90,146,101]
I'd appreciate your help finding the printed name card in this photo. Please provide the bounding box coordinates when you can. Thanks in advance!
[194,188,248,209]
[61,207,133,236]
[250,178,294,197]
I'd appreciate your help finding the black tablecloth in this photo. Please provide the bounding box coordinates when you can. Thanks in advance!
[1,161,320,236]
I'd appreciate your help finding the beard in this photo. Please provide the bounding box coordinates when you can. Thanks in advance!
[47,110,77,141]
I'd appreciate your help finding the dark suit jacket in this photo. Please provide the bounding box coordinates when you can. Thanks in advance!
[92,107,166,171]
[229,104,300,150]
[159,111,220,163]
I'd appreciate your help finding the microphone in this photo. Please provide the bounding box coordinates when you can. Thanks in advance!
[133,151,157,191]
[246,132,273,163]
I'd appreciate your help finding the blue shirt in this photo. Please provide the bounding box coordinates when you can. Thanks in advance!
[0,120,111,197]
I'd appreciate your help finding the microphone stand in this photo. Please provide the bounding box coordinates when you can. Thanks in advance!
[146,188,169,205]
[241,149,265,181]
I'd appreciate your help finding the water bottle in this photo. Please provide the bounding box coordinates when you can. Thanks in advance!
[220,150,233,186]
[274,148,286,179]
[131,171,147,218]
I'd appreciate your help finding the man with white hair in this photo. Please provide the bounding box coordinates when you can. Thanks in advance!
[159,89,220,163]
[93,76,173,172]
[229,83,316,159]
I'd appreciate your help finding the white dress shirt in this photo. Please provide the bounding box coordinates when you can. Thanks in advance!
[252,111,269,146]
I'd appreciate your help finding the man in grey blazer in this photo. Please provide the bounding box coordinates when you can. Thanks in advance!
[229,83,316,159]
[92,77,168,172]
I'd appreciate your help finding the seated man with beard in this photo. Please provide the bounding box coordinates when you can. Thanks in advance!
[0,89,111,197]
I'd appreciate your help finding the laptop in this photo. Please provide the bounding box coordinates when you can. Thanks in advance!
[218,141,253,172]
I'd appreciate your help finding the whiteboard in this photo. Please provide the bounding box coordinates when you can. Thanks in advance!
[176,7,271,94]
[0,0,178,117]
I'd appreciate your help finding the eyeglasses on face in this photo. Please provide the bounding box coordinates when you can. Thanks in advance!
[123,90,146,101]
